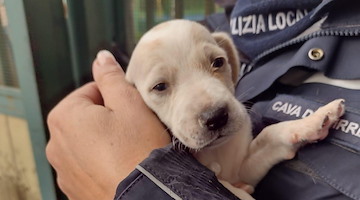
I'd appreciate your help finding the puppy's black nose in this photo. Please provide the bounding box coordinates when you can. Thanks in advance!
[200,107,228,131]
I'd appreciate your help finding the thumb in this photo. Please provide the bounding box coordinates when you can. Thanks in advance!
[92,50,140,110]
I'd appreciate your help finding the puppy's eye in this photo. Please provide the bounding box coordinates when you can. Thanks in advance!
[212,57,225,68]
[152,83,168,91]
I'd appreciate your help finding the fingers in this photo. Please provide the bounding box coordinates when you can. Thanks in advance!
[47,82,103,133]
[92,50,142,110]
[52,82,103,112]
[66,82,104,106]
[233,182,255,194]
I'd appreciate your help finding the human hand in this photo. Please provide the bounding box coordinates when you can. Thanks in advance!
[46,50,171,200]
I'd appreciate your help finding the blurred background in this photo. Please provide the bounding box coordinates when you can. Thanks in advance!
[0,0,234,199]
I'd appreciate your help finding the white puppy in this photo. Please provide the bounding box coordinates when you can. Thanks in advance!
[126,19,345,199]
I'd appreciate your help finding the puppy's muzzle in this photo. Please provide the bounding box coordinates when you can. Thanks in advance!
[199,106,229,131]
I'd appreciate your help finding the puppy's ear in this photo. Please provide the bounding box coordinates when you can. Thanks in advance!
[212,32,240,84]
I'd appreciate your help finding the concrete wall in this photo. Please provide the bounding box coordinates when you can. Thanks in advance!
[0,114,41,200]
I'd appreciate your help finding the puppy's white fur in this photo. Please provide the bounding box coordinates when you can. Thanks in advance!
[126,20,345,199]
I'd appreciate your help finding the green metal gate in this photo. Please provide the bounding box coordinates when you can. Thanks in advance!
[1,0,57,199]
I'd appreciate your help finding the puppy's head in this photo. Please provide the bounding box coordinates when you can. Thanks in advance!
[126,20,250,150]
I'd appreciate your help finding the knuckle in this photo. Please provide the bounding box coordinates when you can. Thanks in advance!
[47,106,69,134]
[56,177,68,195]
[46,111,56,128]
[45,140,59,168]
[45,142,52,159]
[47,108,62,130]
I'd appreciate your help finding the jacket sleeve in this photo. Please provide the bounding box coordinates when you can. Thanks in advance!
[114,145,240,200]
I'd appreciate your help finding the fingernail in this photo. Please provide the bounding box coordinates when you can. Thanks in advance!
[97,50,116,65]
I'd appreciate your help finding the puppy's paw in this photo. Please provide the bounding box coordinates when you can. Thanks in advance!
[251,99,345,163]
[294,99,345,145]
[320,99,345,128]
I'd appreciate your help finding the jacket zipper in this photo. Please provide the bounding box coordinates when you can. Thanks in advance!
[246,27,360,73]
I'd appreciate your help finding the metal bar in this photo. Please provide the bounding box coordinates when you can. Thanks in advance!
[66,0,117,85]
[174,0,184,19]
[124,1,135,54]
[63,0,88,87]
[146,0,156,30]
[114,1,135,56]
[22,0,75,114]
[4,0,57,199]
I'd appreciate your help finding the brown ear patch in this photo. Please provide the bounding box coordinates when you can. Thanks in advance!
[211,32,240,84]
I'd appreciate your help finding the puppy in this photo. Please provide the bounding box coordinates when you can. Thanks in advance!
[125,19,345,199]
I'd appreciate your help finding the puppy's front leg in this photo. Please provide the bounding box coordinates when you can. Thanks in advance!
[238,99,345,186]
